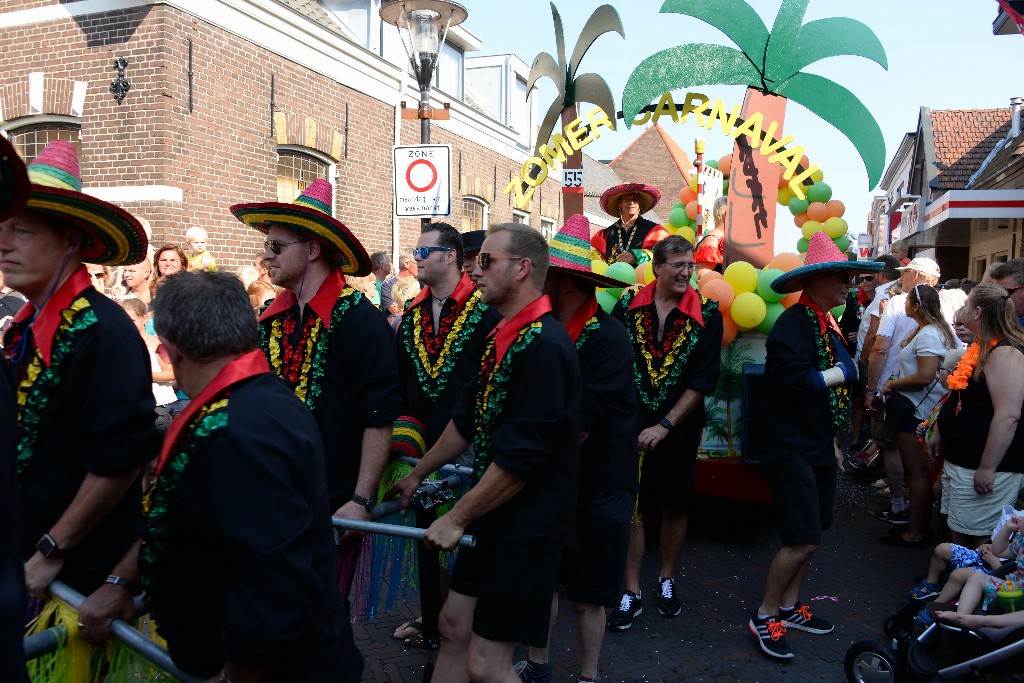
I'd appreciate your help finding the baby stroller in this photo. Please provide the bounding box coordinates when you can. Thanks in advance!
[844,562,1024,682]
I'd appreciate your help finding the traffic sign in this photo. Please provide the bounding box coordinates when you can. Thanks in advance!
[393,144,452,217]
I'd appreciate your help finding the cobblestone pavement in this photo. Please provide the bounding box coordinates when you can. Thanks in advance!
[356,467,932,682]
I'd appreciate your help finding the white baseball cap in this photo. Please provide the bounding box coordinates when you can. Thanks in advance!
[897,257,941,279]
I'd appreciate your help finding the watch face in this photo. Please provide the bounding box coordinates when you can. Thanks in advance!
[36,535,56,557]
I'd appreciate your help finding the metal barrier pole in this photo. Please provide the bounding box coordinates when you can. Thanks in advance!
[47,581,204,683]
[331,517,476,547]
[23,626,64,660]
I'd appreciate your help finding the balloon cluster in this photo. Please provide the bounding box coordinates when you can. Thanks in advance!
[663,155,733,243]
[776,157,849,256]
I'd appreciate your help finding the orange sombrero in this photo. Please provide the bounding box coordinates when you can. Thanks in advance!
[231,179,371,276]
[23,140,148,265]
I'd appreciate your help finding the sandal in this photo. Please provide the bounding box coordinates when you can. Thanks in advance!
[908,580,941,602]
[405,631,440,651]
[391,619,423,641]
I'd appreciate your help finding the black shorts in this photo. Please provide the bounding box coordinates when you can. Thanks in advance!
[870,409,899,450]
[448,538,561,647]
[851,361,868,399]
[759,444,836,546]
[559,490,633,607]
[638,422,700,515]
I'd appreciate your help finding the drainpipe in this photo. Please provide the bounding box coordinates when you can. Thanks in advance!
[393,70,407,262]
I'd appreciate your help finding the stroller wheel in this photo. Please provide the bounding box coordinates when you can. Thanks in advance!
[845,639,900,683]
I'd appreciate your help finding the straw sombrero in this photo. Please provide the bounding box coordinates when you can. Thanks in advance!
[549,215,632,289]
[771,232,884,294]
[0,135,28,221]
[231,179,372,276]
[600,183,661,217]
[23,140,148,265]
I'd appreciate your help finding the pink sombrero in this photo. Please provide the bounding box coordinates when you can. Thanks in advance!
[771,232,883,294]
[548,214,632,289]
[599,182,661,217]
[231,179,371,276]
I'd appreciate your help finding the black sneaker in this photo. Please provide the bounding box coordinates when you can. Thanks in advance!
[749,613,794,660]
[513,660,552,683]
[607,591,642,631]
[780,603,834,634]
[657,577,681,617]
[875,509,910,525]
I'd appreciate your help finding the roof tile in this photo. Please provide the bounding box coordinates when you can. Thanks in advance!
[930,109,1010,189]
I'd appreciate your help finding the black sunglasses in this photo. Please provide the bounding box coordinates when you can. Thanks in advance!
[1004,284,1024,296]
[478,252,524,270]
[264,238,310,255]
[412,246,453,260]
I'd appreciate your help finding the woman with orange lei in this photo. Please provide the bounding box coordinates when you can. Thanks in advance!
[930,284,1024,547]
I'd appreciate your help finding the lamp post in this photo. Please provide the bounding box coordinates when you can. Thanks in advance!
[381,0,467,229]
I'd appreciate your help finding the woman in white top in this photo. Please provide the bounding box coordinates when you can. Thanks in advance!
[879,284,958,546]
[120,298,177,427]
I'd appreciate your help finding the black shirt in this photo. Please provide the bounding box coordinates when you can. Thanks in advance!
[0,366,28,683]
[145,374,362,681]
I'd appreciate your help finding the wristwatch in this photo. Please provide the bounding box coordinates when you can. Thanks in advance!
[105,575,136,591]
[659,417,674,430]
[36,533,67,560]
[351,494,376,514]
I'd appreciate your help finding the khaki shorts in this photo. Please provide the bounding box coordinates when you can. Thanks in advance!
[870,409,898,450]
[943,461,1024,537]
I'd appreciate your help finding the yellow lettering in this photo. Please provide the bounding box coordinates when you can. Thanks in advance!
[760,127,794,157]
[586,106,615,137]
[650,91,679,125]
[521,158,548,187]
[505,177,536,209]
[679,92,710,125]
[703,99,740,136]
[787,164,819,201]
[632,108,651,126]
[564,118,593,151]
[768,144,806,180]
[539,135,575,168]
[730,111,763,144]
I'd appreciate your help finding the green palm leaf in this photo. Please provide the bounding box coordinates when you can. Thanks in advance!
[769,17,888,85]
[534,98,565,158]
[573,72,618,131]
[660,0,769,67]
[773,72,885,188]
[764,0,809,85]
[569,5,625,80]
[526,51,564,98]
[551,2,567,77]
[621,44,761,128]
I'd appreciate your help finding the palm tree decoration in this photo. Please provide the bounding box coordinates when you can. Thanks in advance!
[526,3,623,217]
[703,340,756,455]
[620,0,888,189]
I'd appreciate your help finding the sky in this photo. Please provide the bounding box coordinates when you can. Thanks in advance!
[463,0,1024,252]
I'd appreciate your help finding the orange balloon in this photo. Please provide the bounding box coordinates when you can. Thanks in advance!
[806,202,828,222]
[778,171,790,189]
[800,154,810,171]
[767,252,805,272]
[780,290,802,308]
[826,199,846,218]
[794,212,809,228]
[720,313,738,346]
[698,270,723,289]
[701,278,734,312]
[679,186,697,204]
[685,200,699,221]
[718,156,732,177]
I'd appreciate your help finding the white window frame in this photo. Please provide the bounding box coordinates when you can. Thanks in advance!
[512,209,529,226]
[462,195,488,233]
[277,145,337,216]
[540,217,556,242]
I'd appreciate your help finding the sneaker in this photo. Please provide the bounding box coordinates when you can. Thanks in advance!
[875,509,910,525]
[871,477,889,489]
[779,603,834,634]
[657,577,681,617]
[846,450,879,472]
[514,660,552,683]
[908,580,941,602]
[607,591,642,631]
[749,613,794,660]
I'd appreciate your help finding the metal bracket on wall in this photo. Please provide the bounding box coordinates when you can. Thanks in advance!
[400,101,450,121]
[269,74,275,139]
[344,103,349,159]
[187,39,194,112]
[109,57,131,104]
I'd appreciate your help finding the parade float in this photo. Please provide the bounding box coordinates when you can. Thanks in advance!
[517,0,889,502]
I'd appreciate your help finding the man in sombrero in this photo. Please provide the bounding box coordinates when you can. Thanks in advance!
[748,232,883,660]
[230,180,402,599]
[590,183,670,266]
[0,140,159,601]
[516,215,638,683]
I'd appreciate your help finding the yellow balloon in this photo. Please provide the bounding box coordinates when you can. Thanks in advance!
[677,225,696,243]
[777,185,795,206]
[591,260,608,275]
[810,168,824,183]
[801,220,825,241]
[731,291,767,328]
[640,262,655,284]
[723,261,759,295]
[823,216,848,239]
[689,176,698,192]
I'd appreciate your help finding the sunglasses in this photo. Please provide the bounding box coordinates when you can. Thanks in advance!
[478,252,524,270]
[263,238,309,255]
[861,276,874,282]
[1005,284,1024,296]
[412,246,453,260]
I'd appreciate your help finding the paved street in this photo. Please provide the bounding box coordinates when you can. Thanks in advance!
[354,467,932,682]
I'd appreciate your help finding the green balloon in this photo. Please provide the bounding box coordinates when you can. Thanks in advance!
[669,207,688,228]
[756,268,785,303]
[705,159,719,169]
[596,289,618,313]
[807,182,833,203]
[756,302,785,334]
[605,261,638,285]
[722,179,729,195]
[797,237,809,253]
[831,303,846,321]
[788,197,810,216]
[834,234,851,252]
[672,200,685,211]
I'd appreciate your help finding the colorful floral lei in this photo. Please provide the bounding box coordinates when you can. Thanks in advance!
[261,287,362,410]
[805,306,849,431]
[401,290,486,400]
[471,322,543,479]
[574,316,600,351]
[946,339,999,391]
[9,296,97,477]
[139,398,229,615]
[621,289,718,413]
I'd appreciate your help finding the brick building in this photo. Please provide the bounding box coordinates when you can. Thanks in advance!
[0,0,563,271]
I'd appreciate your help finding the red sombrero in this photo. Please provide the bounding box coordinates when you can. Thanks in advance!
[600,183,661,217]
[23,140,148,265]
[231,179,371,276]
[0,135,28,221]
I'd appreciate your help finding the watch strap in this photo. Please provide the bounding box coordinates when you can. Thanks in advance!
[659,417,673,430]
[36,533,67,560]
[351,494,375,513]
[104,575,136,591]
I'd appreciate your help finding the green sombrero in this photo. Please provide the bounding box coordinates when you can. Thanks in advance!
[0,135,29,221]
[231,179,371,276]
[23,140,148,265]
[549,214,632,288]
[771,232,883,294]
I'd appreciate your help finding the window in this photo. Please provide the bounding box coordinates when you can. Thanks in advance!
[433,42,464,98]
[323,0,382,52]
[7,121,81,164]
[277,148,333,211]
[512,210,529,225]
[512,77,532,148]
[462,197,487,233]
[540,218,556,242]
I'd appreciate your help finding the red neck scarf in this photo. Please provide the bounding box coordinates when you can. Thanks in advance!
[798,292,841,336]
[407,272,475,311]
[564,296,599,343]
[628,281,706,327]
[489,295,552,365]
[259,270,347,329]
[12,266,91,366]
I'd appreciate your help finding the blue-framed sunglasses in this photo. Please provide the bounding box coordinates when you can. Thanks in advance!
[412,246,453,260]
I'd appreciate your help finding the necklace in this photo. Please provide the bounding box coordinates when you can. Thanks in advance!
[402,289,486,400]
[611,219,642,263]
[947,339,999,391]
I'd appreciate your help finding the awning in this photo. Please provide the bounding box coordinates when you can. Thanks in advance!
[904,189,1024,247]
